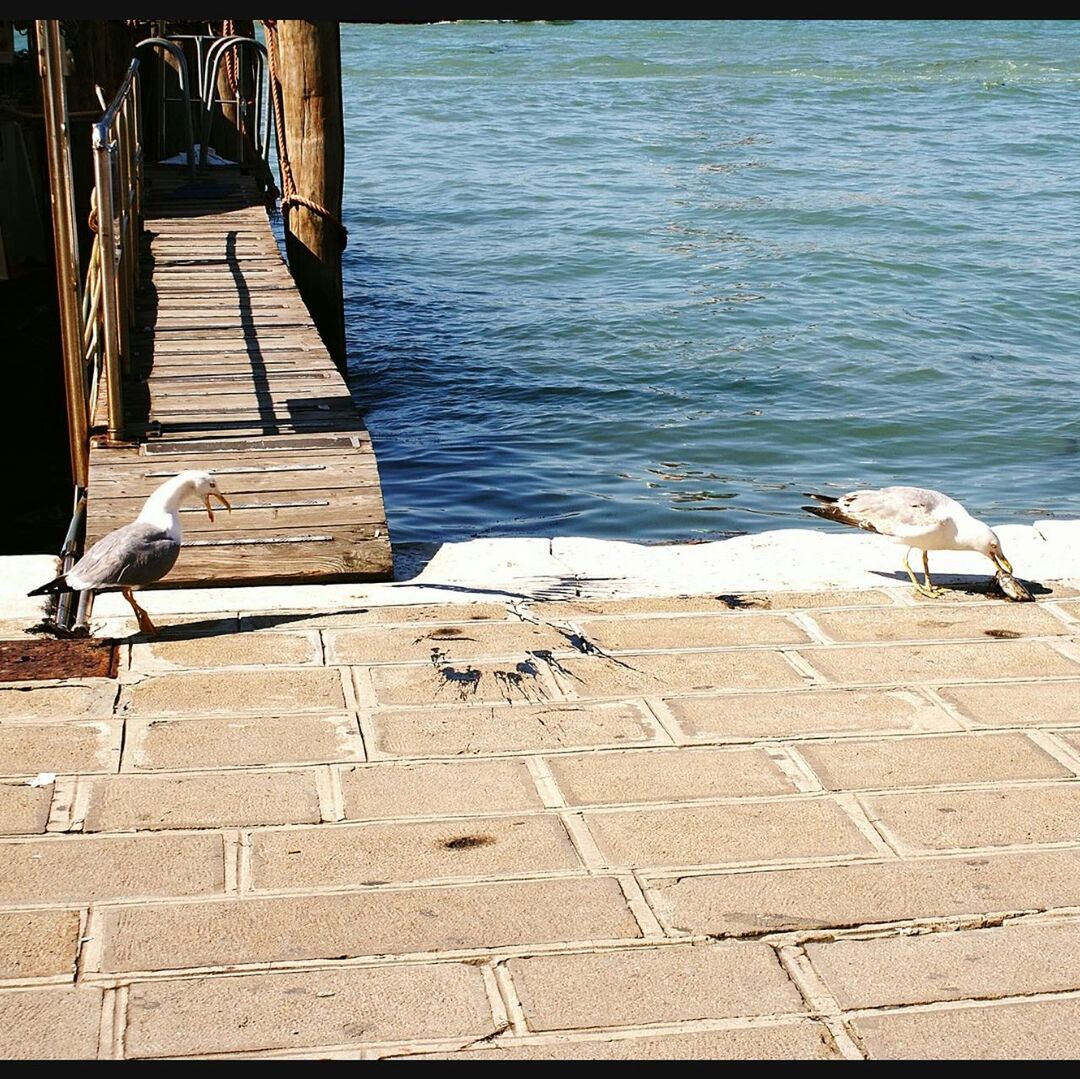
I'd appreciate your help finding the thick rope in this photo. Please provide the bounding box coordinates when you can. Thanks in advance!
[219,18,279,202]
[263,18,348,250]
[221,19,240,99]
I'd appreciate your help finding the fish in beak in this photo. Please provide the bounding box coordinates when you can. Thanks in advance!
[202,492,232,523]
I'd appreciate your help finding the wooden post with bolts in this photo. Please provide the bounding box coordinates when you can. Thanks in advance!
[271,20,347,371]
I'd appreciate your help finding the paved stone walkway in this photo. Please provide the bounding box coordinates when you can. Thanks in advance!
[2,581,1080,1059]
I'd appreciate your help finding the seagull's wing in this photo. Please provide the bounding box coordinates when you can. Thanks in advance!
[66,522,181,591]
[835,487,954,539]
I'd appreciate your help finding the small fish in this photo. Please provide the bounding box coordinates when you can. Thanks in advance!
[993,569,1035,603]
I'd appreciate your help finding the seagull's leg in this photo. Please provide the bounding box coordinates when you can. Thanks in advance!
[903,549,938,599]
[121,588,158,637]
[921,550,947,598]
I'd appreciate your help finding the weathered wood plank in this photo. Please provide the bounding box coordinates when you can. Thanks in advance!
[89,490,387,535]
[156,534,392,586]
[87,458,381,497]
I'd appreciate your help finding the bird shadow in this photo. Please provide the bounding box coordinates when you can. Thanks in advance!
[100,574,625,641]
[871,570,1054,598]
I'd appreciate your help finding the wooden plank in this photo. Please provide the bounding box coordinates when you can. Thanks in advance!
[138,431,373,455]
[142,398,355,419]
[136,335,327,355]
[152,534,392,586]
[87,458,381,498]
[137,380,337,397]
[134,348,329,363]
[95,437,376,462]
[128,417,362,441]
[88,490,387,535]
[138,361,338,378]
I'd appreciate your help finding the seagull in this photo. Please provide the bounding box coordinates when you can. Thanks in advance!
[802,486,1013,598]
[29,470,231,636]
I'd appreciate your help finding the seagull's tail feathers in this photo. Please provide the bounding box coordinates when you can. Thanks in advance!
[27,574,69,597]
[802,491,838,504]
[801,502,880,534]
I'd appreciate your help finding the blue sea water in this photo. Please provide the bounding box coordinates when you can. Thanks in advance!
[333,20,1080,549]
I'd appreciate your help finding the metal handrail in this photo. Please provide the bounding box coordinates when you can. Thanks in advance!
[37,19,88,490]
[89,57,142,444]
[199,35,271,169]
[136,37,196,179]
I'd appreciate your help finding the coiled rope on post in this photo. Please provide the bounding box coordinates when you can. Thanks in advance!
[262,19,348,251]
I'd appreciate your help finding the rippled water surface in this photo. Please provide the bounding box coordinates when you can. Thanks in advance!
[335,20,1080,547]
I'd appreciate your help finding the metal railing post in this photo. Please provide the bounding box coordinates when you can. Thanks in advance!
[36,20,89,488]
[135,38,195,179]
[42,47,143,632]
[92,120,124,444]
[200,35,269,170]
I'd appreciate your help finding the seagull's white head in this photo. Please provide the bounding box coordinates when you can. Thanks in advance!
[176,470,232,523]
[971,523,1012,574]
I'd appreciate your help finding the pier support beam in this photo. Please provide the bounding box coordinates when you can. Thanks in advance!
[271,19,346,371]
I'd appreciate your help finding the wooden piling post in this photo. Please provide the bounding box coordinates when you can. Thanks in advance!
[269,19,346,371]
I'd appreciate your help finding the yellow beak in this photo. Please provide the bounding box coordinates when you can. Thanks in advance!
[202,492,232,523]
[992,551,1013,575]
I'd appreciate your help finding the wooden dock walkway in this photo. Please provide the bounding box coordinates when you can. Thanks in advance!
[85,165,393,587]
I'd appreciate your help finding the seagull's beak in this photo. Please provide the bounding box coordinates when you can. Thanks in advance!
[202,492,232,523]
[992,551,1013,575]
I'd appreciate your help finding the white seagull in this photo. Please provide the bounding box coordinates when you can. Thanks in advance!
[29,470,231,635]
[802,486,1013,598]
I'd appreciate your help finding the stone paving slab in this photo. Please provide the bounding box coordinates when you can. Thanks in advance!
[664,688,955,743]
[123,713,363,771]
[939,680,1080,727]
[0,683,115,721]
[408,1022,842,1059]
[0,783,53,835]
[123,963,495,1058]
[339,759,543,819]
[0,908,81,980]
[119,667,346,717]
[1,832,225,906]
[797,640,1080,685]
[576,613,811,651]
[810,603,1071,643]
[4,583,1080,1058]
[325,622,568,664]
[507,942,804,1030]
[240,602,512,629]
[583,798,877,869]
[249,815,582,890]
[0,986,103,1059]
[850,996,1080,1059]
[368,700,661,757]
[865,783,1080,853]
[0,719,120,777]
[131,632,321,672]
[367,659,561,707]
[98,878,642,973]
[796,731,1073,790]
[555,649,807,697]
[82,770,322,832]
[652,848,1080,937]
[805,921,1080,1009]
[546,746,796,805]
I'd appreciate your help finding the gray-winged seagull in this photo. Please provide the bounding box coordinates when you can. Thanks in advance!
[802,486,1013,598]
[29,470,231,635]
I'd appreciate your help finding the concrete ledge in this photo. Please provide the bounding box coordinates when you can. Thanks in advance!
[0,555,60,628]
[1,522,1077,626]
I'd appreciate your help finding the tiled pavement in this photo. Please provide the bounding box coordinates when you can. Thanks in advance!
[2,583,1080,1059]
